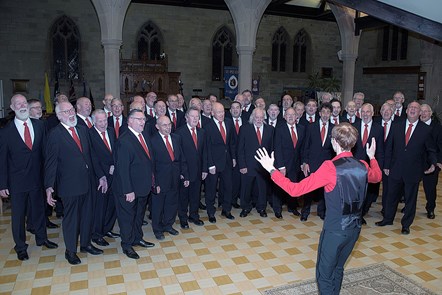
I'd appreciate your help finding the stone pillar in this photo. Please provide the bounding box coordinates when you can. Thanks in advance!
[90,0,131,98]
[225,0,271,93]
[329,4,360,105]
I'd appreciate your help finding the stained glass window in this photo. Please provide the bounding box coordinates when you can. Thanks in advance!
[271,27,289,72]
[212,27,234,81]
[138,22,162,60]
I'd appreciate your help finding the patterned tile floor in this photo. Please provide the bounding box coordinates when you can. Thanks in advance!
[0,187,441,295]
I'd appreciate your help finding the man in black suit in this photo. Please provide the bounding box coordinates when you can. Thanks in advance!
[228,101,243,208]
[266,104,281,127]
[293,101,305,125]
[392,91,407,120]
[75,97,93,128]
[0,94,58,261]
[329,99,343,125]
[273,107,305,218]
[278,94,293,121]
[238,108,274,217]
[241,90,255,122]
[102,94,114,118]
[301,103,335,221]
[341,101,361,125]
[189,97,211,129]
[298,98,318,126]
[420,103,442,219]
[151,116,189,240]
[176,107,207,229]
[166,94,185,131]
[108,97,127,139]
[45,101,102,265]
[89,109,118,247]
[145,92,157,120]
[44,93,69,132]
[113,109,155,259]
[376,101,437,234]
[352,103,384,223]
[205,102,237,223]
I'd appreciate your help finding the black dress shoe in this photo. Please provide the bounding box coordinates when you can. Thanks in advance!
[46,220,59,228]
[239,210,250,218]
[199,202,206,210]
[361,217,367,225]
[166,228,179,236]
[427,211,435,219]
[232,202,240,209]
[80,245,103,255]
[180,221,189,229]
[93,237,109,246]
[133,239,155,248]
[188,218,204,226]
[375,220,393,226]
[401,227,410,235]
[221,211,235,220]
[17,250,29,261]
[155,233,165,240]
[37,240,58,249]
[208,216,216,223]
[258,210,267,218]
[105,231,120,239]
[142,220,148,226]
[65,250,81,265]
[123,247,139,259]
[300,215,308,222]
[275,212,282,219]
[292,209,301,216]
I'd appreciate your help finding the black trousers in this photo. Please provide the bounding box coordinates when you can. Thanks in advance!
[93,188,117,239]
[301,188,325,218]
[240,172,268,212]
[205,167,233,216]
[178,179,202,222]
[11,189,47,253]
[151,189,178,235]
[423,167,439,213]
[385,177,419,228]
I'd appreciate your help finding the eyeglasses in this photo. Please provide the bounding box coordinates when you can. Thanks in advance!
[58,108,75,115]
[131,117,146,122]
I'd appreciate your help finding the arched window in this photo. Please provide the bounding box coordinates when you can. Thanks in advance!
[212,26,234,81]
[137,22,162,60]
[293,29,309,73]
[381,25,408,61]
[51,15,81,80]
[271,27,289,72]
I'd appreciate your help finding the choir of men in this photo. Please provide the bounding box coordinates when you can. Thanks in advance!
[2,89,440,265]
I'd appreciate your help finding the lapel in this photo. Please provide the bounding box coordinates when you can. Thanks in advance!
[129,131,150,160]
[9,121,28,150]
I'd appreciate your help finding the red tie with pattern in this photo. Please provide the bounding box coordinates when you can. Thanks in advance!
[172,112,177,128]
[115,117,120,138]
[23,122,32,150]
[191,127,198,149]
[101,131,111,152]
[362,124,369,147]
[85,118,93,128]
[235,119,240,134]
[138,134,150,159]
[291,126,297,149]
[320,123,326,144]
[405,123,413,146]
[164,135,175,161]
[256,127,262,145]
[219,121,226,144]
[383,122,388,142]
[69,127,82,152]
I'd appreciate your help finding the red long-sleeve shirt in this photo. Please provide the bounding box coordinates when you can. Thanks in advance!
[271,152,382,197]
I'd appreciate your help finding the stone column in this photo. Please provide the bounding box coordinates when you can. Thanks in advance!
[225,0,271,93]
[329,4,360,105]
[90,0,131,97]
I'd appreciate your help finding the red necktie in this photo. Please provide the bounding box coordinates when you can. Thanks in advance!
[107,112,111,118]
[333,117,337,125]
[191,127,198,149]
[85,117,92,128]
[349,117,353,124]
[356,110,361,118]
[101,131,111,152]
[320,123,326,144]
[270,121,274,126]
[405,123,413,146]
[291,126,297,149]
[309,116,313,123]
[69,127,82,152]
[218,121,226,144]
[23,122,32,150]
[164,135,175,161]
[383,122,388,142]
[362,124,369,147]
[115,117,120,138]
[172,112,177,128]
[197,121,201,128]
[396,109,400,117]
[256,127,262,145]
[235,119,240,134]
[150,108,153,117]
[138,134,151,159]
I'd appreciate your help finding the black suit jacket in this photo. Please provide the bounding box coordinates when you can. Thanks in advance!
[113,130,154,196]
[89,127,116,185]
[76,115,93,128]
[150,132,188,192]
[108,115,128,138]
[175,125,208,182]
[44,124,93,197]
[384,120,437,182]
[167,108,185,132]
[298,113,318,127]
[302,120,335,172]
[274,123,305,181]
[238,123,274,176]
[0,119,45,194]
[200,115,212,129]
[241,104,255,122]
[205,119,236,172]
[352,121,384,168]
